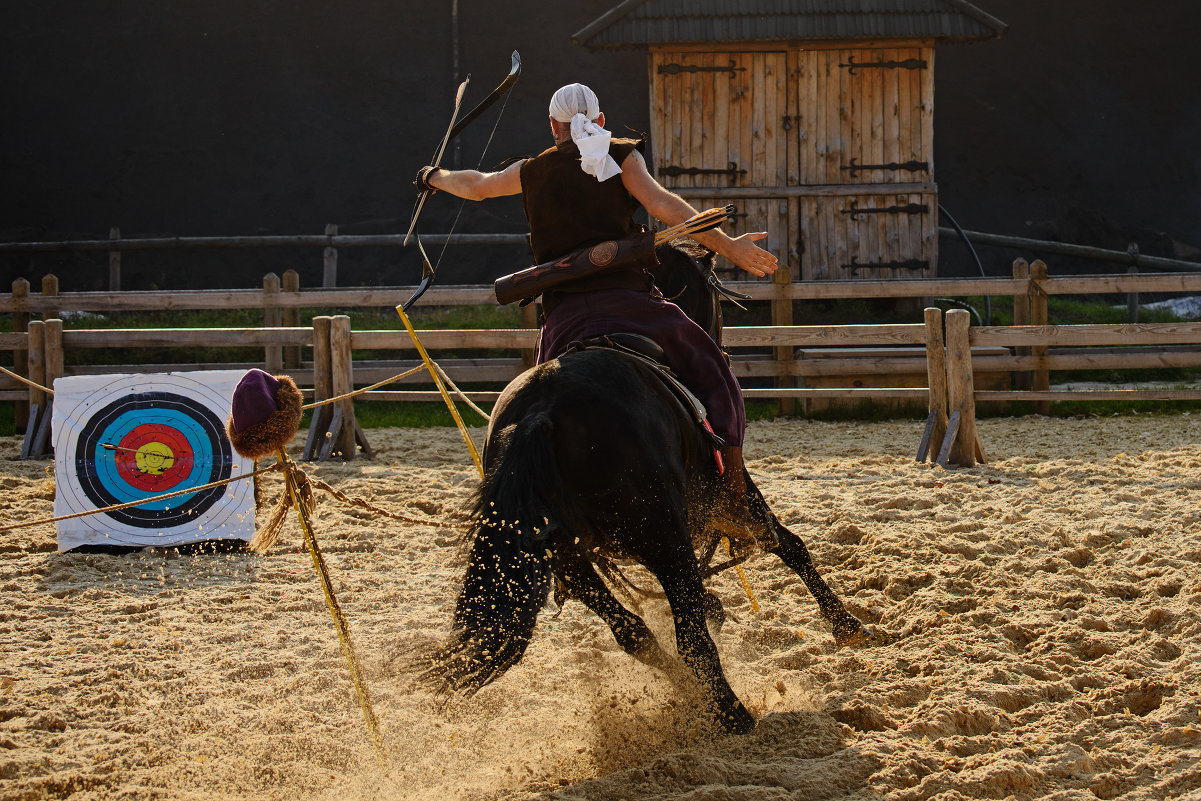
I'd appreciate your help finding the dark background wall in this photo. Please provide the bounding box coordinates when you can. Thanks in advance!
[2,1,1198,290]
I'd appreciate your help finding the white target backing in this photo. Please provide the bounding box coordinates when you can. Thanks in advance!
[52,371,256,551]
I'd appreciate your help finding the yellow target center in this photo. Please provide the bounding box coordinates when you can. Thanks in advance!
[134,442,175,475]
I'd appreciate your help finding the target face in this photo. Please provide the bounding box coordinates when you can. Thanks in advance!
[52,371,255,551]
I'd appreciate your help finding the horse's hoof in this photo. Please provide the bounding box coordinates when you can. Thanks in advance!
[833,620,874,648]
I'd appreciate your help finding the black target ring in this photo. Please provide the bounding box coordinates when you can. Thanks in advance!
[74,391,233,528]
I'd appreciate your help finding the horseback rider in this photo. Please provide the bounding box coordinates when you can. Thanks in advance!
[415,82,779,538]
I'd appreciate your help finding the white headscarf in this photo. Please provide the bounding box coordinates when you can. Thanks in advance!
[548,83,622,182]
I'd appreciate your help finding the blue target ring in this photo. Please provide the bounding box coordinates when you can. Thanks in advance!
[74,392,233,528]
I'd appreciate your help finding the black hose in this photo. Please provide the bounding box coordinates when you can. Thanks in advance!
[939,204,991,325]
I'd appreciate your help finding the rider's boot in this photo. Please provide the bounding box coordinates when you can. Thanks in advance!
[709,445,778,551]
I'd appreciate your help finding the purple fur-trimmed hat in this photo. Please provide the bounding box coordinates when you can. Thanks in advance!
[226,369,303,459]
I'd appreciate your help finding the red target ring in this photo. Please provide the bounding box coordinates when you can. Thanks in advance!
[113,423,194,492]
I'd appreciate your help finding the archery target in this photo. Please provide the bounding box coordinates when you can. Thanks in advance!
[52,371,256,551]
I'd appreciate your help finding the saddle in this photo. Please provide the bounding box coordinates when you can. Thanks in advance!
[563,333,724,451]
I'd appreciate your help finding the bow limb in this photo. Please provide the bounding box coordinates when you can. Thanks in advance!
[401,51,522,312]
[403,76,471,249]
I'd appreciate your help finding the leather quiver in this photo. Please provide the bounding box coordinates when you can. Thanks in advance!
[494,232,657,306]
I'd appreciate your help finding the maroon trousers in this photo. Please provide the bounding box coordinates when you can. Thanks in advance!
[536,288,745,447]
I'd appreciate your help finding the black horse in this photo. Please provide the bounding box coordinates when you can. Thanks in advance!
[427,242,869,733]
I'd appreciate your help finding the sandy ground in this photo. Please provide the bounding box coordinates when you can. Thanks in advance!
[1,414,1200,801]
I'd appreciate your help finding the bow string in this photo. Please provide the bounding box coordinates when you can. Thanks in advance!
[402,50,522,311]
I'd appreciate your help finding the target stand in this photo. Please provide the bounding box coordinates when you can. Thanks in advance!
[51,371,256,552]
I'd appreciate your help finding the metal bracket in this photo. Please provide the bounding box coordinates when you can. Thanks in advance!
[658,60,746,77]
[658,162,747,185]
[841,200,929,221]
[840,56,928,75]
[841,158,929,178]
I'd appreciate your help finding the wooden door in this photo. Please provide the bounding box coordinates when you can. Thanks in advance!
[649,50,792,275]
[793,46,934,186]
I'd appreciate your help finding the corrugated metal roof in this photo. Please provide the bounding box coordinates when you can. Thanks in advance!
[573,0,1007,49]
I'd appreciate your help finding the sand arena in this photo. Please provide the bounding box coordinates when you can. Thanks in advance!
[1,414,1199,800]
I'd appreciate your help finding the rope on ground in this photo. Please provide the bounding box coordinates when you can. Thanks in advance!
[0,463,283,535]
[307,476,471,530]
[0,364,53,396]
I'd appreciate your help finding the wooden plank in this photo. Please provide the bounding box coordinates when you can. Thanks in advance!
[721,277,1024,299]
[30,399,54,459]
[713,51,729,191]
[916,409,938,462]
[741,387,931,400]
[872,46,886,185]
[60,328,312,348]
[813,50,828,185]
[650,52,664,173]
[976,389,1201,402]
[898,47,915,167]
[700,52,715,189]
[920,47,935,175]
[20,402,42,460]
[970,323,1201,348]
[936,410,961,468]
[724,324,927,347]
[786,49,800,186]
[751,53,767,190]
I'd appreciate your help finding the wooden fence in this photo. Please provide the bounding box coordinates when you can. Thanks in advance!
[4,262,1201,462]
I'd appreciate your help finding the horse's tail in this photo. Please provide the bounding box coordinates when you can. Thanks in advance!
[431,412,560,694]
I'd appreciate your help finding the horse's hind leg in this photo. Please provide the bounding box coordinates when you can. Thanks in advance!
[770,523,871,647]
[652,552,755,734]
[555,547,673,672]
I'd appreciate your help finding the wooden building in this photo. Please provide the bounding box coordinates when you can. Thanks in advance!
[573,0,1006,284]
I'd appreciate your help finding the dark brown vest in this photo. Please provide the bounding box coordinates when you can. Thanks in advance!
[520,137,652,304]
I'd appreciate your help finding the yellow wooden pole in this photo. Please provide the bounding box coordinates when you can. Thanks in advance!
[277,449,386,764]
[395,304,484,479]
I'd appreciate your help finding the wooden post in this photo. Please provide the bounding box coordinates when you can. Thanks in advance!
[12,278,30,433]
[41,274,59,322]
[44,318,64,391]
[282,269,301,369]
[1126,245,1139,324]
[919,307,947,460]
[771,264,796,416]
[323,224,338,288]
[1030,259,1050,415]
[944,309,978,468]
[303,316,334,460]
[329,314,357,459]
[26,321,46,410]
[263,272,282,373]
[109,227,121,291]
[1012,258,1031,392]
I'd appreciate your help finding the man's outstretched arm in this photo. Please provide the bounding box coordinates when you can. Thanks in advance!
[619,150,778,278]
[420,160,525,201]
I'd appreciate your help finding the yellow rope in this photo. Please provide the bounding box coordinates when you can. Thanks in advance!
[722,536,761,613]
[307,476,470,530]
[0,364,53,395]
[395,304,484,479]
[301,365,427,411]
[0,463,281,535]
[430,361,491,423]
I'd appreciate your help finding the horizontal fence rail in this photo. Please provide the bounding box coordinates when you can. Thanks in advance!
[6,273,1201,314]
